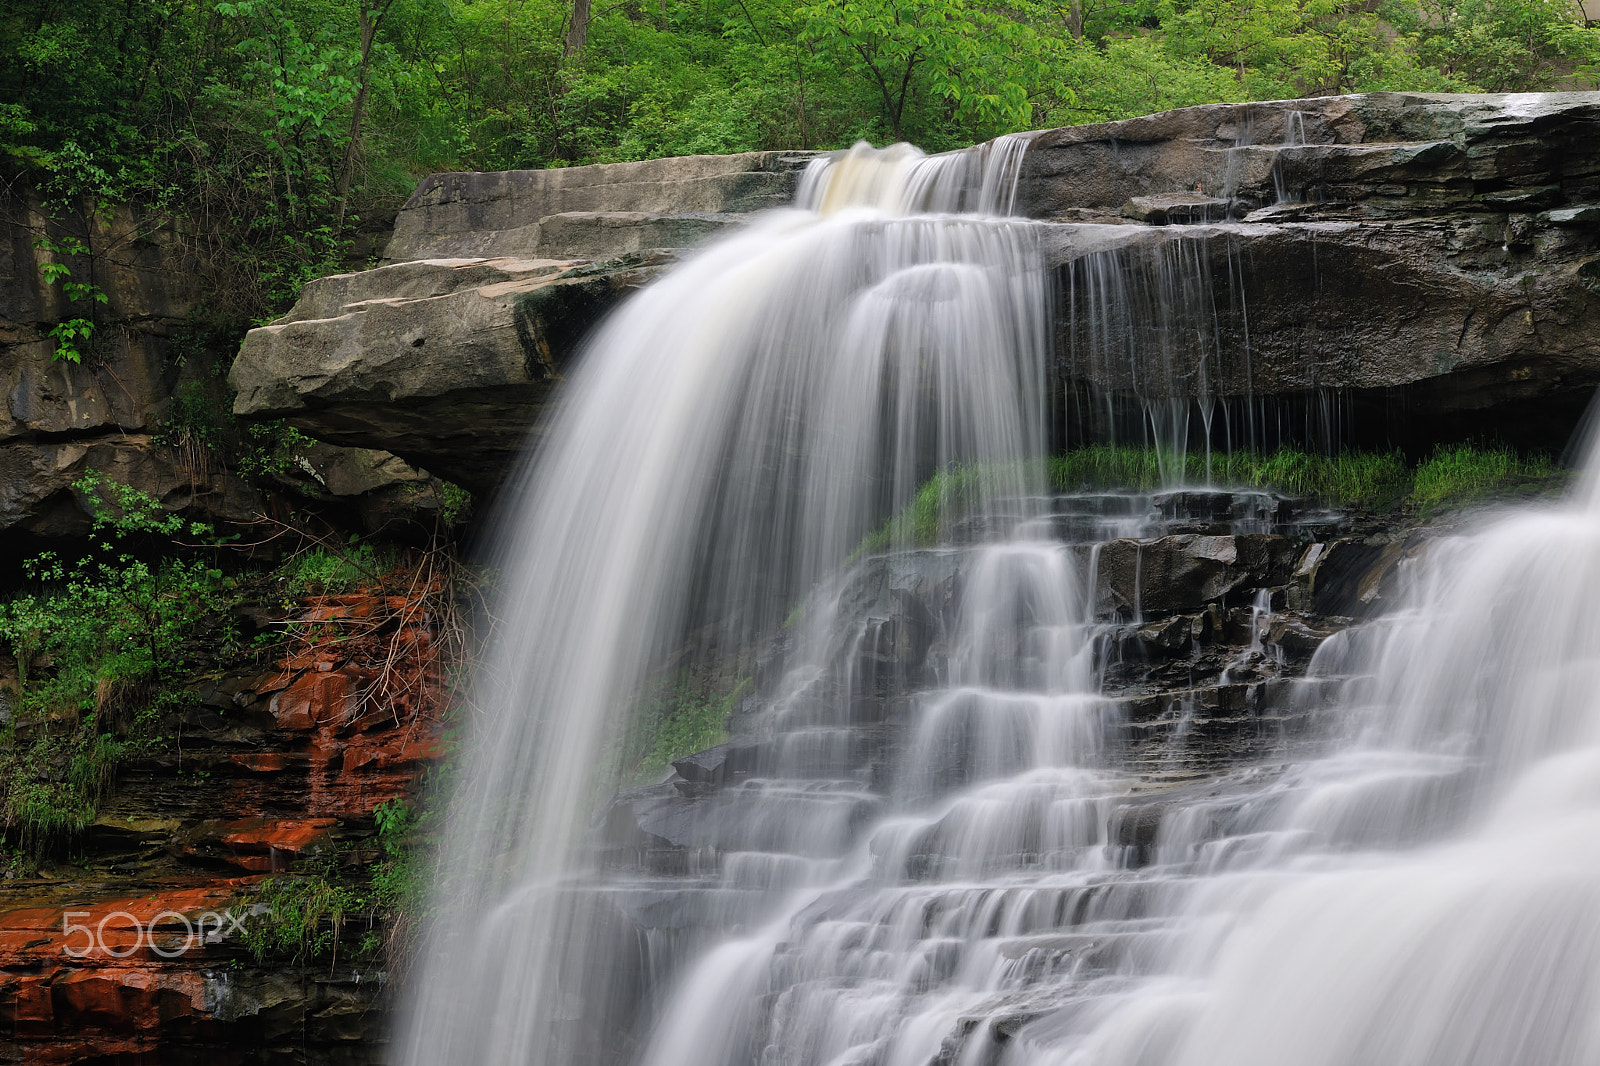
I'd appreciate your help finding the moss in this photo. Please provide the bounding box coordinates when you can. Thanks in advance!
[623,676,749,783]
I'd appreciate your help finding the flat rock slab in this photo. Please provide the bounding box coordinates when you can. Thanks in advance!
[388,150,815,261]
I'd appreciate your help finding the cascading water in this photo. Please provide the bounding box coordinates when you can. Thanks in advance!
[402,126,1600,1066]
[1004,464,1600,1066]
[397,135,1051,1066]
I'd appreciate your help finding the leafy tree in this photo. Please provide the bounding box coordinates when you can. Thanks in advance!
[1,0,1596,325]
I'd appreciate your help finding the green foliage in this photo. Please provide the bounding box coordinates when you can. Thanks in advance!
[438,481,473,526]
[243,864,364,964]
[1045,445,1413,507]
[241,797,429,967]
[1,473,226,718]
[281,539,395,596]
[238,420,315,480]
[32,235,108,364]
[798,0,1062,142]
[2,732,128,853]
[3,0,1593,294]
[369,796,422,911]
[0,473,232,852]
[155,382,231,457]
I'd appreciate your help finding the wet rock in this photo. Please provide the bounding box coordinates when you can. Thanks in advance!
[1304,536,1412,616]
[1037,92,1600,453]
[671,743,759,794]
[1121,193,1231,224]
[1095,534,1299,615]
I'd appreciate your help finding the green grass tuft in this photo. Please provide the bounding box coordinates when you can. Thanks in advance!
[282,541,397,597]
[1409,443,1557,513]
[1044,445,1412,507]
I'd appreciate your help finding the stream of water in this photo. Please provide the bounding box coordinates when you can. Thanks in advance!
[399,136,1600,1066]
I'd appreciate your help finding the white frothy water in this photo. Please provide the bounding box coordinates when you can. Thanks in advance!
[1018,481,1600,1066]
[401,126,1600,1066]
[397,136,1049,1066]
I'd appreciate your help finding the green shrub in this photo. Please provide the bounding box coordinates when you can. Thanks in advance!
[282,540,394,597]
[438,481,473,526]
[0,473,234,852]
[237,420,315,481]
[242,867,363,964]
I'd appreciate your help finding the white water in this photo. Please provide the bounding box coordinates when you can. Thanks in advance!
[397,136,1049,1065]
[401,134,1600,1066]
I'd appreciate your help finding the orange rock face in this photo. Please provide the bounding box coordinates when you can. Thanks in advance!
[0,582,452,1063]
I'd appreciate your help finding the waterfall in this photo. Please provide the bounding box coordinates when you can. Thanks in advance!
[401,128,1600,1066]
[1004,458,1600,1066]
[396,136,1050,1066]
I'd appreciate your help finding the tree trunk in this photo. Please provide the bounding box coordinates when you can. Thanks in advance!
[565,0,592,57]
[336,0,395,232]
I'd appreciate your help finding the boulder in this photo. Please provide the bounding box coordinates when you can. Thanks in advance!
[1121,193,1231,224]
[232,152,814,492]
[1095,533,1300,615]
[229,253,670,492]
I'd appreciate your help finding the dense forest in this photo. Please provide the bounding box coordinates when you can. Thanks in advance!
[4,0,1597,319]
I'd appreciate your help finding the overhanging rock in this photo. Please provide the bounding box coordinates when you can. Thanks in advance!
[231,94,1600,492]
[231,152,813,493]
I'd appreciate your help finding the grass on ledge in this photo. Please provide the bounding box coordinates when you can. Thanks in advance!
[854,443,1563,557]
[1046,445,1414,507]
[1409,443,1558,512]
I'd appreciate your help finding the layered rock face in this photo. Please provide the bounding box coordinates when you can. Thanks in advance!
[231,153,812,491]
[1,192,465,538]
[0,195,257,537]
[0,583,447,1064]
[233,92,1600,487]
[1026,93,1600,450]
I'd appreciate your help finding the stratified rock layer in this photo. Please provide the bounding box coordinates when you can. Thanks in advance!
[0,583,448,1064]
[231,93,1600,485]
[0,190,463,536]
[1028,93,1600,449]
